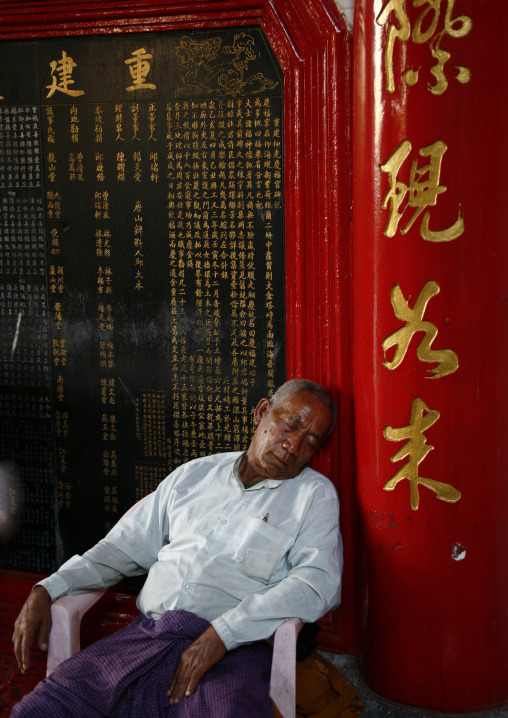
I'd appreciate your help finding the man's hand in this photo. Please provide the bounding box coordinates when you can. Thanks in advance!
[12,586,52,673]
[167,625,227,705]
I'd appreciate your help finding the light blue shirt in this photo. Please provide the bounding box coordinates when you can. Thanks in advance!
[38,451,343,651]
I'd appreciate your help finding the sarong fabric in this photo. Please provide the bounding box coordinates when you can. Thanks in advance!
[11,610,274,717]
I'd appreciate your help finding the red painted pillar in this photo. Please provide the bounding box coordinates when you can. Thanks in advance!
[353,0,508,711]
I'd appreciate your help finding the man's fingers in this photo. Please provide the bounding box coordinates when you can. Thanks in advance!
[21,630,35,672]
[167,663,179,697]
[181,672,200,699]
[13,610,30,671]
[167,647,205,704]
[167,656,191,704]
[13,626,25,671]
[169,670,198,705]
[167,626,226,705]
[14,618,35,673]
[38,612,51,651]
[12,586,52,673]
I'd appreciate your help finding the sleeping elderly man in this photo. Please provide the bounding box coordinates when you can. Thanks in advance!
[12,378,343,717]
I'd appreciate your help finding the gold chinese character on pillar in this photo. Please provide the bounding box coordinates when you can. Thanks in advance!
[380,139,464,241]
[382,280,459,378]
[46,51,85,98]
[376,0,472,95]
[383,397,462,509]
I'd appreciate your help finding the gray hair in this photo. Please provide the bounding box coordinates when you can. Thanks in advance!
[270,379,337,437]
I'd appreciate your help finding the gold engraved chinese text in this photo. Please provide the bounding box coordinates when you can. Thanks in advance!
[133,151,142,182]
[95,105,103,142]
[99,341,115,369]
[150,152,158,182]
[45,107,56,143]
[52,338,67,366]
[382,281,458,378]
[100,378,116,406]
[381,139,464,241]
[56,375,65,402]
[94,191,109,220]
[116,152,126,181]
[47,153,56,182]
[115,103,125,141]
[148,102,157,141]
[98,303,113,332]
[131,103,140,141]
[53,302,63,330]
[377,0,472,94]
[97,266,112,295]
[96,153,105,182]
[70,106,79,143]
[383,397,461,509]
[49,265,64,294]
[68,153,84,181]
[46,51,85,98]
[133,200,144,290]
[50,228,60,255]
[46,191,61,219]
[125,48,156,92]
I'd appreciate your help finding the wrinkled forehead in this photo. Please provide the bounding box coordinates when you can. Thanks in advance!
[276,391,334,428]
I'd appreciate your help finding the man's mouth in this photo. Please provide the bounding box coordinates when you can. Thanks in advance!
[271,453,288,469]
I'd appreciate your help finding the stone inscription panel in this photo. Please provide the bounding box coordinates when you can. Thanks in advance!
[0,29,284,570]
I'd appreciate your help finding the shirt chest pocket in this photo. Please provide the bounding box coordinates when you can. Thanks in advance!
[231,515,293,584]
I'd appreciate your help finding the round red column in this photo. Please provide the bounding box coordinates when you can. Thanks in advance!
[353,0,508,711]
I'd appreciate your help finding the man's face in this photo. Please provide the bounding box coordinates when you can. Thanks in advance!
[246,390,334,481]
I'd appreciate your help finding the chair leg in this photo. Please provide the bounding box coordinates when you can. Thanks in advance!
[269,618,304,718]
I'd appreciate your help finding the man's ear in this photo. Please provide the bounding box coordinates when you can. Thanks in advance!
[253,397,271,426]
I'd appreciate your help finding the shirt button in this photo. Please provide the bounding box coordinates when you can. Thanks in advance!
[202,549,208,555]
[184,583,189,589]
[222,519,227,524]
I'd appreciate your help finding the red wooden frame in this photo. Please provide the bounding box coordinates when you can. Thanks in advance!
[0,0,354,652]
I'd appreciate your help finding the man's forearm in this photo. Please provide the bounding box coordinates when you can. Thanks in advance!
[37,540,146,601]
[212,571,340,650]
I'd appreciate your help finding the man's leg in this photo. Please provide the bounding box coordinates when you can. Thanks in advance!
[11,611,195,717]
[11,610,274,717]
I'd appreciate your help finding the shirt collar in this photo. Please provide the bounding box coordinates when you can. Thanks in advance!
[232,452,283,490]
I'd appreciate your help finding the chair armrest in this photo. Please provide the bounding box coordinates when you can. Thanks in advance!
[269,618,304,718]
[46,590,106,676]
[45,495,151,677]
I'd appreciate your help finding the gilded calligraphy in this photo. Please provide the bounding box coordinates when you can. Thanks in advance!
[380,139,464,241]
[377,0,472,94]
[383,397,462,509]
[125,48,156,92]
[46,51,85,98]
[382,281,458,378]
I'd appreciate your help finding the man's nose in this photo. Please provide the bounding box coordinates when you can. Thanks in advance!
[283,433,303,456]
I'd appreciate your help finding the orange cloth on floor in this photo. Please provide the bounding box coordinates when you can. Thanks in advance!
[272,652,365,718]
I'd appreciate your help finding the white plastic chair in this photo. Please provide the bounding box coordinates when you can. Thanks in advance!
[45,494,304,717]
[47,592,303,717]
